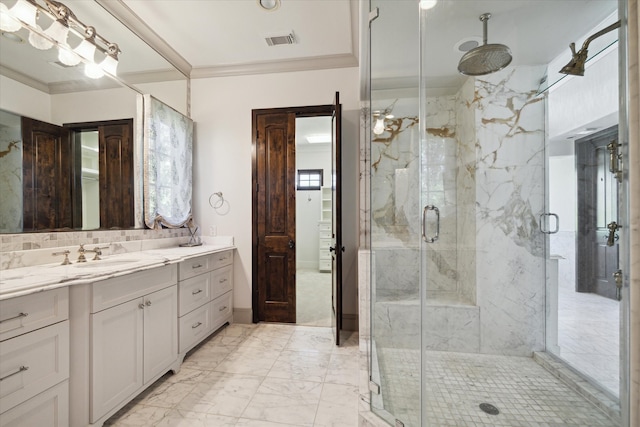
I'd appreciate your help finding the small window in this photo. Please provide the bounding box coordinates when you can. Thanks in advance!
[297,169,323,190]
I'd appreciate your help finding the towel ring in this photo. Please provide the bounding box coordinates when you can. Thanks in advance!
[209,192,224,209]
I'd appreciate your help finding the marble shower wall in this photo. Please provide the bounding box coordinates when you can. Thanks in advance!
[0,111,23,233]
[461,66,548,356]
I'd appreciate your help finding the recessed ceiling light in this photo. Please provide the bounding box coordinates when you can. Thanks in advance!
[1,31,24,43]
[454,37,482,53]
[258,0,280,11]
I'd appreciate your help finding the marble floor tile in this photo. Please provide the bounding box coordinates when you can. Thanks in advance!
[153,410,238,427]
[240,378,323,426]
[176,372,263,417]
[267,349,331,382]
[314,383,360,427]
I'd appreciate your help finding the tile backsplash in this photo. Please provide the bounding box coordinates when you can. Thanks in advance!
[1,228,190,253]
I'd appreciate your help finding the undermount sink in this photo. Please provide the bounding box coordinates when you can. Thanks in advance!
[72,259,139,268]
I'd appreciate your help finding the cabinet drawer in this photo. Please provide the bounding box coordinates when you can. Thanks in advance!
[211,291,232,330]
[319,238,332,250]
[0,288,68,342]
[0,321,69,413]
[178,274,212,316]
[0,380,68,427]
[318,222,331,232]
[179,254,213,281]
[91,264,177,313]
[211,265,233,300]
[211,250,233,271]
[179,303,211,354]
[319,260,332,272]
[319,229,332,239]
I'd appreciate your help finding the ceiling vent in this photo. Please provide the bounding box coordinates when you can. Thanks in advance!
[265,32,296,46]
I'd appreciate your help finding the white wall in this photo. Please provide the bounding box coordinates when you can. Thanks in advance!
[296,144,331,270]
[191,67,360,321]
[0,75,52,123]
[549,155,577,232]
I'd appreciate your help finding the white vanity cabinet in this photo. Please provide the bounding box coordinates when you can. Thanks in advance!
[70,264,179,427]
[0,287,69,426]
[178,250,233,356]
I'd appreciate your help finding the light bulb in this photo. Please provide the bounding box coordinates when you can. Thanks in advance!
[9,0,37,27]
[74,38,96,61]
[373,118,385,135]
[29,27,53,50]
[58,46,81,66]
[0,3,21,32]
[419,0,437,10]
[85,62,104,79]
[44,19,69,44]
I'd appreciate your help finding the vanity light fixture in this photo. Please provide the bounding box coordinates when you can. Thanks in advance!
[0,0,120,78]
[372,109,395,135]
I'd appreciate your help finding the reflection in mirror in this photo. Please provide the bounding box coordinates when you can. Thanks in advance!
[0,110,22,233]
[0,0,190,234]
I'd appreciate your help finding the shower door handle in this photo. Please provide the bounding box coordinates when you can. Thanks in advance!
[539,213,559,234]
[422,205,440,243]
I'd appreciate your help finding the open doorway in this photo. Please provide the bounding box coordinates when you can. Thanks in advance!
[295,116,333,327]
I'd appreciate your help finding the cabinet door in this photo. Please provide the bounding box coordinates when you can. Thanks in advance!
[91,299,143,423]
[143,286,178,383]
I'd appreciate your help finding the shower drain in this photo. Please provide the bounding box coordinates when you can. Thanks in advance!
[479,403,500,415]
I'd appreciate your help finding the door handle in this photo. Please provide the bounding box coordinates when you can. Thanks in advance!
[539,213,559,234]
[422,205,440,243]
[289,240,295,249]
[607,221,621,247]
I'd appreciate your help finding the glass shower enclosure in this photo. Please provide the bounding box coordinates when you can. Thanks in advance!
[368,0,628,426]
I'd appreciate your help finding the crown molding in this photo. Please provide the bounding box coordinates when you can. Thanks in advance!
[191,53,358,79]
[0,65,50,94]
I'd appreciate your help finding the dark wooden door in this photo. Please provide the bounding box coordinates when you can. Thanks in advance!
[21,117,72,231]
[99,121,134,229]
[576,126,619,299]
[254,112,297,322]
[330,92,343,345]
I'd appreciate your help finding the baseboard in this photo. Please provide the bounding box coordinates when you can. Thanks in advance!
[343,313,358,331]
[233,308,253,324]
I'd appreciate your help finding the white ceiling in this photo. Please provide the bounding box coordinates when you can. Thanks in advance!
[0,0,618,95]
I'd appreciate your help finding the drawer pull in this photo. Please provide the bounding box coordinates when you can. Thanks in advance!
[192,264,203,269]
[192,289,203,295]
[138,303,145,309]
[0,365,28,381]
[218,257,227,261]
[145,300,152,307]
[219,306,227,312]
[192,322,203,329]
[0,312,28,324]
[219,278,227,283]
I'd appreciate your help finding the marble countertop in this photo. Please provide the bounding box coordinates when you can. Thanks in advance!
[0,243,235,301]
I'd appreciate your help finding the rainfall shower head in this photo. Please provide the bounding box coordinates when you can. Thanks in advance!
[458,13,512,76]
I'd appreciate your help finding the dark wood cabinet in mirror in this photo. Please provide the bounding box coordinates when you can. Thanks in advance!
[0,0,189,233]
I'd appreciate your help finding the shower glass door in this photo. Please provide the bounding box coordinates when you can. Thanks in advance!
[544,0,625,404]
[369,0,422,425]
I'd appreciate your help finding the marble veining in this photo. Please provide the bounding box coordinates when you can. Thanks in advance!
[0,236,234,300]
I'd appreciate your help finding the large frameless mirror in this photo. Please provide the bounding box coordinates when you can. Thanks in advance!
[0,0,188,233]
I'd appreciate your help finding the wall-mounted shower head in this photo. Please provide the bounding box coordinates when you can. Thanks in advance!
[558,20,621,77]
[458,13,512,76]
